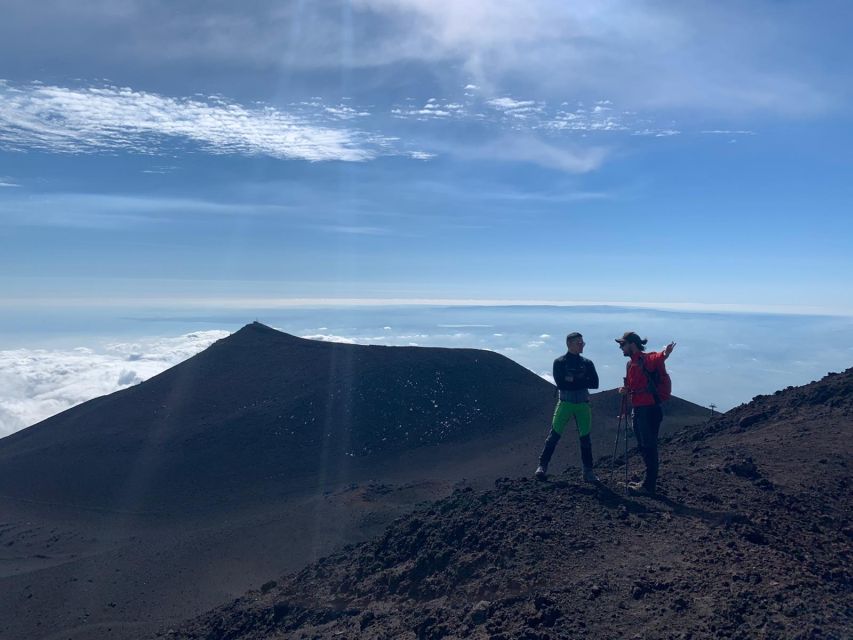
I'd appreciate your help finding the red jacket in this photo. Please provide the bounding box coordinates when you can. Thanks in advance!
[625,351,667,407]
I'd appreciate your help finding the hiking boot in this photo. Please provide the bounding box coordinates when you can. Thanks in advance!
[582,467,600,483]
[627,481,655,496]
[535,465,547,480]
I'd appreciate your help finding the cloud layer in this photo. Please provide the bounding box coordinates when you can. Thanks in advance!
[0,330,228,437]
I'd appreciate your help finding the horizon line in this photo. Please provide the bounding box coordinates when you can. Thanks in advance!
[2,297,851,317]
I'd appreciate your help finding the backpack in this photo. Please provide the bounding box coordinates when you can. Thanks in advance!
[640,355,672,404]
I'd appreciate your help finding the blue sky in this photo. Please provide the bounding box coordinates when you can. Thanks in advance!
[1,1,852,313]
[2,3,853,434]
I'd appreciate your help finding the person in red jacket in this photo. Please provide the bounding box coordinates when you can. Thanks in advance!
[616,331,676,495]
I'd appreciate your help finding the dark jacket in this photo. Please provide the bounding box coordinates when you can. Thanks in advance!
[553,352,599,403]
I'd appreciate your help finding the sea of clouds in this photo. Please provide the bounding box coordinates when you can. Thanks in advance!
[0,331,228,437]
[2,306,852,438]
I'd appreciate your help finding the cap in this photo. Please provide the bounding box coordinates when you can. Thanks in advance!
[615,331,643,346]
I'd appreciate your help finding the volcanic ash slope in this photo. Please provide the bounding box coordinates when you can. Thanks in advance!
[171,368,853,640]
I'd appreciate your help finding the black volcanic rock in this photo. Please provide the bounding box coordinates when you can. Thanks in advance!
[0,323,553,508]
[672,366,853,445]
[171,367,853,640]
[0,323,711,640]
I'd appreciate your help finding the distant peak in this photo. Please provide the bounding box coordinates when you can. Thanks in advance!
[246,321,277,332]
[229,322,292,339]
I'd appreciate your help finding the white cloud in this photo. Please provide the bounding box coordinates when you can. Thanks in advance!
[391,99,466,120]
[487,97,540,112]
[0,330,228,437]
[701,130,756,136]
[632,128,681,137]
[542,105,631,133]
[0,82,395,162]
[300,334,358,344]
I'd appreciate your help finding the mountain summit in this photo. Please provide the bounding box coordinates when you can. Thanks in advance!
[0,323,552,509]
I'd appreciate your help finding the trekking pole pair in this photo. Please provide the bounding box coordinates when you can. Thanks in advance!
[610,393,631,493]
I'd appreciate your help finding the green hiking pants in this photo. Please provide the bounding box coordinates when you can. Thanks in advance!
[551,401,592,438]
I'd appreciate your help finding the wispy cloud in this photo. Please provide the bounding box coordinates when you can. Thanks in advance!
[1,3,836,117]
[140,165,179,174]
[391,91,680,139]
[408,151,436,160]
[701,130,756,136]
[323,104,372,120]
[0,81,397,162]
[353,0,834,116]
[632,128,681,137]
[0,81,732,174]
[474,136,609,174]
[309,224,397,236]
[0,193,293,228]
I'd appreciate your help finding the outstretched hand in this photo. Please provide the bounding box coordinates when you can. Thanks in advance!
[663,341,676,357]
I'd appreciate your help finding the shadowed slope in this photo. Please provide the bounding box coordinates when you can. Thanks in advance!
[172,368,853,640]
[0,324,710,640]
[0,323,552,509]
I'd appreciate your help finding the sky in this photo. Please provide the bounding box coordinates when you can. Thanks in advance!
[1,2,852,435]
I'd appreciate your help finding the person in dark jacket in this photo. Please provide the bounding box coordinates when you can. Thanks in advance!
[535,331,600,482]
[617,331,676,495]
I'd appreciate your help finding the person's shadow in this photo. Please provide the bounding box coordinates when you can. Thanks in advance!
[593,482,751,527]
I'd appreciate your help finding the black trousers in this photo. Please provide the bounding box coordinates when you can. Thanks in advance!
[539,431,594,470]
[633,404,663,489]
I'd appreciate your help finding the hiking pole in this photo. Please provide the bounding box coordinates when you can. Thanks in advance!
[610,393,628,484]
[624,399,630,494]
[610,402,621,482]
